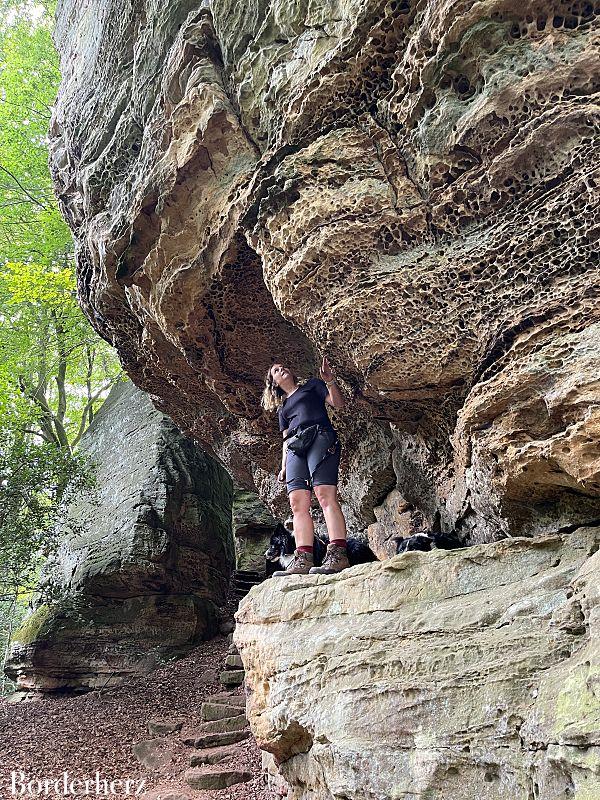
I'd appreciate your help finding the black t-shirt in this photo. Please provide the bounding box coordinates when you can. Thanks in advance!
[278,377,334,433]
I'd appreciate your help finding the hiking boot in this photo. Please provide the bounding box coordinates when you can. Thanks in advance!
[272,549,314,576]
[309,543,350,575]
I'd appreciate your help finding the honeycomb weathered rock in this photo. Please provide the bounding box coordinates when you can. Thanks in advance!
[50,0,600,541]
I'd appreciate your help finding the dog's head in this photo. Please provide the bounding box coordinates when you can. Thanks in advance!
[393,532,433,554]
[265,523,295,561]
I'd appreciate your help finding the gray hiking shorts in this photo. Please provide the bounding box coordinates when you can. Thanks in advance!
[285,425,341,494]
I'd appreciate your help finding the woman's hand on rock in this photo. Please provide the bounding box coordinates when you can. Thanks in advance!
[320,355,334,382]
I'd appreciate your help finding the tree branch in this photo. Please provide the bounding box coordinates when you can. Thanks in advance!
[21,428,54,443]
[0,164,49,210]
[71,372,123,448]
[0,98,52,121]
[17,374,61,447]
[50,309,68,428]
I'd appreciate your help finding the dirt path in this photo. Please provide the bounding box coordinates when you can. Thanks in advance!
[0,635,273,800]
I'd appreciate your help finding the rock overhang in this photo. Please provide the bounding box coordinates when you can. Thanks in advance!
[49,0,600,539]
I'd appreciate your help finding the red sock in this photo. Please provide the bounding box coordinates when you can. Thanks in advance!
[298,545,313,553]
[330,539,347,548]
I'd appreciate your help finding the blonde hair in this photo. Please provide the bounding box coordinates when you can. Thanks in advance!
[261,364,305,412]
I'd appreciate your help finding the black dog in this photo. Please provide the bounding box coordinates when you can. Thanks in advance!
[393,530,464,554]
[265,525,378,575]
[265,524,328,575]
[320,533,378,566]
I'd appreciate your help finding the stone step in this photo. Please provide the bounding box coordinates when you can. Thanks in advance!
[132,739,174,769]
[194,715,248,735]
[147,717,186,736]
[183,730,250,749]
[200,701,245,721]
[234,579,260,590]
[188,744,244,767]
[210,691,245,707]
[184,766,252,790]
[224,654,243,669]
[227,642,239,655]
[220,669,244,687]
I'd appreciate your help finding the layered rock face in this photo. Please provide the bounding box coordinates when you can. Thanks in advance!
[235,528,600,800]
[5,380,234,692]
[50,0,600,541]
[232,487,278,573]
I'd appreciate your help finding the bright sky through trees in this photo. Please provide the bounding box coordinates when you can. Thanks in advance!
[3,3,46,27]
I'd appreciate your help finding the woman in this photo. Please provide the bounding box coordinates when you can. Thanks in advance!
[261,356,349,576]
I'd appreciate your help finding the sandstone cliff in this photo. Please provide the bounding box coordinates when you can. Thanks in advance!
[49,0,600,541]
[5,380,234,692]
[46,0,599,795]
[235,529,600,799]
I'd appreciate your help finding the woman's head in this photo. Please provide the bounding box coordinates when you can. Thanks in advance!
[261,362,299,412]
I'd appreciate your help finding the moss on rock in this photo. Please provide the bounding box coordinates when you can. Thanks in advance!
[12,604,53,645]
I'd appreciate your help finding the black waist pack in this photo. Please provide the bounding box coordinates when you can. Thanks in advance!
[284,424,320,457]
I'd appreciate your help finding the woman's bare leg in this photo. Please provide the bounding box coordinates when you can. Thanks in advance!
[289,489,314,547]
[313,485,347,540]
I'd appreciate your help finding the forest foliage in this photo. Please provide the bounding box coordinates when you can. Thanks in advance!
[0,1,122,693]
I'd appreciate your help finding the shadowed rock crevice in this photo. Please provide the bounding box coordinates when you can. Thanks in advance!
[260,720,314,766]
